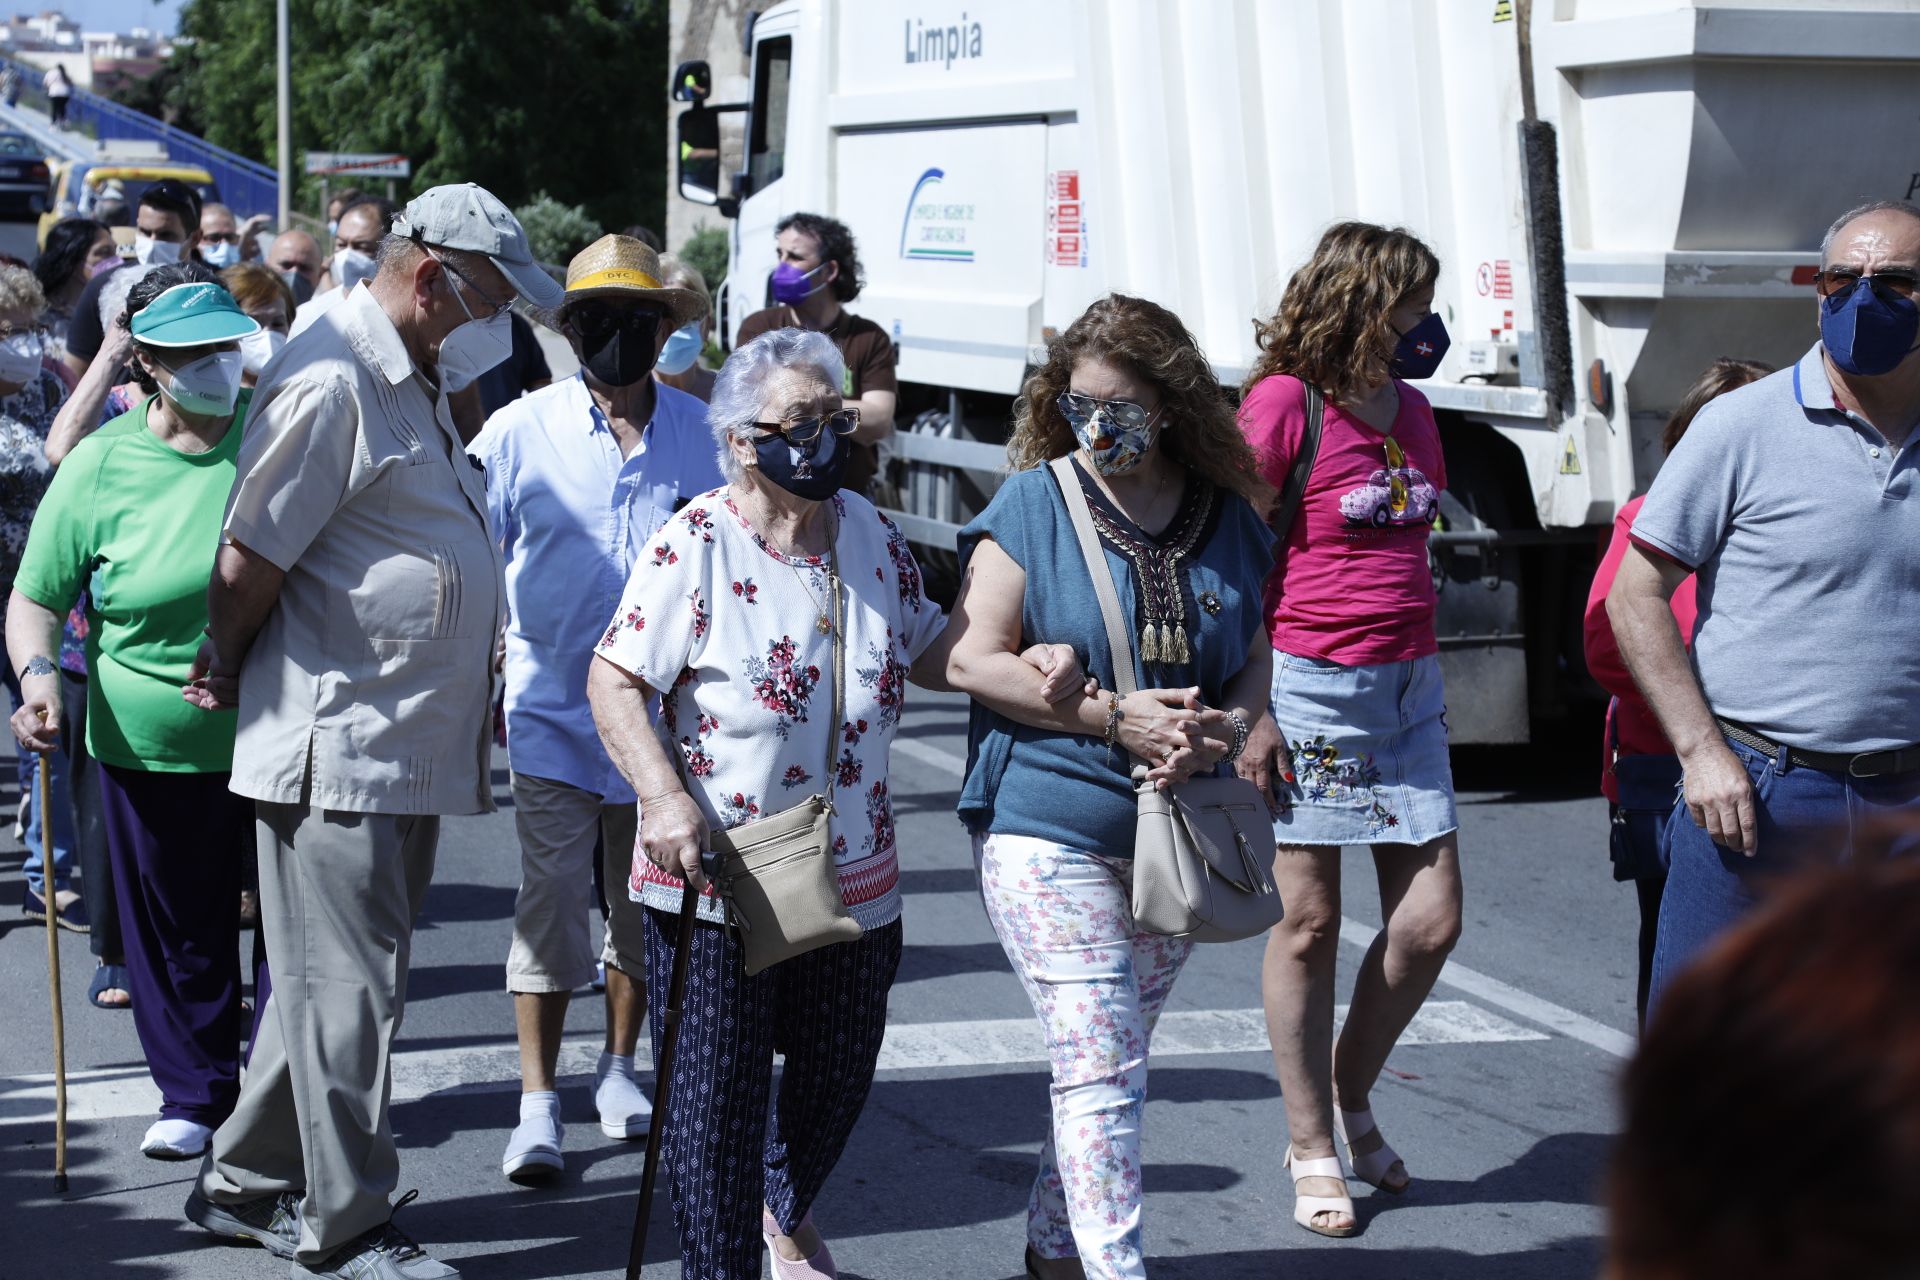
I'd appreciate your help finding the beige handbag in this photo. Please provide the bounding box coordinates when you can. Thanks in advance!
[1050,456,1286,943]
[702,539,862,976]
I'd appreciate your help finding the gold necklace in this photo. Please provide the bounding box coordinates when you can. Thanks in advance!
[761,496,838,637]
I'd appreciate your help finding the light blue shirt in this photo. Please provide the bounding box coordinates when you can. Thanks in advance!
[1632,344,1920,752]
[471,374,725,800]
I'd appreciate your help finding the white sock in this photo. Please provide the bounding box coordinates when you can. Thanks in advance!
[520,1090,560,1120]
[599,1052,636,1080]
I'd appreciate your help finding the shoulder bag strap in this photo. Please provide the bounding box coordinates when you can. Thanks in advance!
[1049,456,1139,701]
[824,526,845,805]
[1268,383,1325,539]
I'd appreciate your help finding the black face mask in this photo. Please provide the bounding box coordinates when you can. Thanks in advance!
[752,424,848,500]
[574,306,663,387]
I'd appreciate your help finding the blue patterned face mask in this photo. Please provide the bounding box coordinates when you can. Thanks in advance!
[1056,392,1163,476]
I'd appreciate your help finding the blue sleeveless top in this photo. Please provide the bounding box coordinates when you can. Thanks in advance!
[957,461,1275,855]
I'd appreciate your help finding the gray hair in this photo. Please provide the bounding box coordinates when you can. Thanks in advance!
[0,263,46,318]
[1821,199,1920,261]
[707,328,847,483]
[657,253,711,323]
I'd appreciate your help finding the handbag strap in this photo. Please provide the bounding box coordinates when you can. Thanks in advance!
[1050,456,1140,700]
[822,530,844,803]
[1269,383,1325,539]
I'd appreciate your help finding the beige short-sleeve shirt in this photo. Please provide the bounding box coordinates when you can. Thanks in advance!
[224,286,505,815]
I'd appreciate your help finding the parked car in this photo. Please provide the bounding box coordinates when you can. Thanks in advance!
[0,130,49,220]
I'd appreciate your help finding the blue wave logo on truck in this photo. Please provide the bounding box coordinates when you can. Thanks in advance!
[899,167,975,263]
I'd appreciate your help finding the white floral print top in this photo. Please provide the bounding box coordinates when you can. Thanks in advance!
[595,487,947,927]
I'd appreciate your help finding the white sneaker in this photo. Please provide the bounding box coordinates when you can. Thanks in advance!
[501,1093,563,1186]
[141,1117,213,1161]
[594,1051,652,1140]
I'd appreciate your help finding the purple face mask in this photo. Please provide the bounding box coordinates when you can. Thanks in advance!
[770,260,829,305]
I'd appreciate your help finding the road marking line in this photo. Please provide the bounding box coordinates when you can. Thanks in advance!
[0,1001,1541,1124]
[892,739,1636,1060]
[1336,919,1635,1059]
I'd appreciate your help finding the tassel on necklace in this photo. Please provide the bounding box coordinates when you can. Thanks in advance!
[1171,623,1191,665]
[1141,622,1161,664]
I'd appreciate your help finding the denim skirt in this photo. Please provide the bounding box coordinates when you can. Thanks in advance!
[1268,650,1459,847]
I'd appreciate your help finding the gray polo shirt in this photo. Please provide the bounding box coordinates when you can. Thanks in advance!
[1632,343,1920,753]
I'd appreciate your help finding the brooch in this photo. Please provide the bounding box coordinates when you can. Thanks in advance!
[1199,591,1223,616]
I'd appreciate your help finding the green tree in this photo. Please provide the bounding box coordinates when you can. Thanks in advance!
[679,224,728,292]
[514,193,603,266]
[162,0,665,230]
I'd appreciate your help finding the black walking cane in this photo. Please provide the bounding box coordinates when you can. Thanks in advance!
[38,750,69,1191]
[625,877,700,1279]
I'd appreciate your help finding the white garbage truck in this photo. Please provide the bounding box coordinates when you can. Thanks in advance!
[669,0,1920,743]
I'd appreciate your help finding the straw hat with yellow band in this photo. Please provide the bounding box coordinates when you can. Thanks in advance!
[561,235,705,331]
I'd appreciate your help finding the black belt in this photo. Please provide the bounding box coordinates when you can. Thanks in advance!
[1716,718,1920,779]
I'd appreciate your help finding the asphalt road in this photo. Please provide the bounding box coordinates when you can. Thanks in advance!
[0,672,1635,1280]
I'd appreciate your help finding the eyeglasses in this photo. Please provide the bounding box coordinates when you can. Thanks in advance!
[1812,267,1920,303]
[0,322,50,341]
[429,250,513,319]
[200,231,240,245]
[752,408,860,445]
[568,305,665,340]
[1056,391,1160,433]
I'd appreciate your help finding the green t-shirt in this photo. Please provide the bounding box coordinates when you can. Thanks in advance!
[15,391,252,773]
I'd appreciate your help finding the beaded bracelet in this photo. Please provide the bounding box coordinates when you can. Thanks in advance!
[1224,711,1250,763]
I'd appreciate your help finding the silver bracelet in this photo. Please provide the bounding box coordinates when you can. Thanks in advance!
[19,655,54,679]
[1224,711,1250,762]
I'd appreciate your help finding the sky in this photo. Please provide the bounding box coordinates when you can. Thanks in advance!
[48,1,185,36]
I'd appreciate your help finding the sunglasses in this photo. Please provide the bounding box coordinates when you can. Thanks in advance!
[1812,268,1920,303]
[1056,391,1159,433]
[752,408,860,446]
[569,304,666,339]
[431,250,514,319]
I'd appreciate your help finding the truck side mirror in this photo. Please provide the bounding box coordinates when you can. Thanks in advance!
[677,106,723,208]
[671,60,712,103]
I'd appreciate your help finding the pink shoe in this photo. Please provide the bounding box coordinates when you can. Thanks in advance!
[762,1209,837,1278]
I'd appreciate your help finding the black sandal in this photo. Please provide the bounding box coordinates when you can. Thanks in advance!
[89,963,132,1010]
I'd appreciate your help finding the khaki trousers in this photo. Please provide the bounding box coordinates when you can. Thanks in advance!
[199,804,439,1264]
[506,772,641,993]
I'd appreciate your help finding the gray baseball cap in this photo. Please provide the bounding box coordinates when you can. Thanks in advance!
[390,182,563,309]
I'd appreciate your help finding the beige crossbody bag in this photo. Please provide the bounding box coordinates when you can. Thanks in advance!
[700,538,862,975]
[1049,456,1286,943]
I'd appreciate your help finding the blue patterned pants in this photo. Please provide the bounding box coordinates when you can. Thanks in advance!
[642,908,903,1280]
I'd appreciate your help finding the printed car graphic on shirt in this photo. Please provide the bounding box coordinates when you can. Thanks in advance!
[1340,437,1438,529]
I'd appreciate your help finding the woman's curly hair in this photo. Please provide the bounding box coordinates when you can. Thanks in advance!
[1243,221,1440,403]
[1007,293,1269,506]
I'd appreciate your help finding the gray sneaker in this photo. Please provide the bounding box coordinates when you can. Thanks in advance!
[291,1191,458,1279]
[185,1187,303,1258]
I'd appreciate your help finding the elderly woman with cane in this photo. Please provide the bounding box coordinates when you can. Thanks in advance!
[7,267,265,1163]
[590,327,1085,1279]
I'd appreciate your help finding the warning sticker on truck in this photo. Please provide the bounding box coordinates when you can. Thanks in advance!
[1047,169,1086,267]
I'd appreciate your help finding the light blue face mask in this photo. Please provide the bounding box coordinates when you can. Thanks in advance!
[654,321,703,375]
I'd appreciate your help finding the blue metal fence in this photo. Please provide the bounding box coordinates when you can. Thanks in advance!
[2,56,280,217]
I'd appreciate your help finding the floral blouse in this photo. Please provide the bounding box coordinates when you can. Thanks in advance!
[595,487,947,928]
[0,367,66,590]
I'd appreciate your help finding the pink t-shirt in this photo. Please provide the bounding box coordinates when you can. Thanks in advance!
[1239,374,1447,665]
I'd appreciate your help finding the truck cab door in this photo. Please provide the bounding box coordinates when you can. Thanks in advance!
[727,28,796,340]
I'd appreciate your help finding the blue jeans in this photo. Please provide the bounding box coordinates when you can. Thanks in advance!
[1649,735,1920,1014]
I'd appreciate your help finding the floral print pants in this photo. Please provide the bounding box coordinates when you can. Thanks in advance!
[974,833,1194,1280]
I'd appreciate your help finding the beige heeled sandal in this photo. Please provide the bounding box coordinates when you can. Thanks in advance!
[1335,1104,1410,1194]
[1283,1145,1358,1237]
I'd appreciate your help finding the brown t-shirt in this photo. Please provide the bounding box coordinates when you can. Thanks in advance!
[735,306,897,493]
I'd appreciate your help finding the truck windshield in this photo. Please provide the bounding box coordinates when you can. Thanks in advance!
[748,35,791,191]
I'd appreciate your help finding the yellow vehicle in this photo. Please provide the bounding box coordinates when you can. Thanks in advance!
[37,156,220,246]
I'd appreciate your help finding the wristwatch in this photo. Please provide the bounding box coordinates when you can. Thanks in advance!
[19,655,54,679]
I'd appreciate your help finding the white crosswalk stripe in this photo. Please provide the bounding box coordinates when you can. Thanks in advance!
[0,1000,1542,1125]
